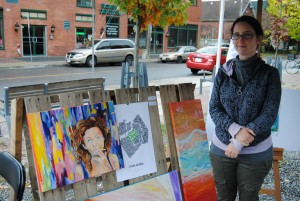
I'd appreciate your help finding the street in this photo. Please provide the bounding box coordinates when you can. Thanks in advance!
[0,62,207,98]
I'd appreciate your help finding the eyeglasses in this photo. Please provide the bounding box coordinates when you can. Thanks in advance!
[231,33,256,40]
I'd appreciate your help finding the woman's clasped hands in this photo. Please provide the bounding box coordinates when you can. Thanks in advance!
[225,127,256,158]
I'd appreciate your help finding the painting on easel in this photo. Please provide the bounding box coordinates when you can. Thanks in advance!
[115,102,157,182]
[26,101,124,192]
[85,170,182,201]
[169,99,216,201]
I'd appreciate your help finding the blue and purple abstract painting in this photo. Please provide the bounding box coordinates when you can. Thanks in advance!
[26,101,124,192]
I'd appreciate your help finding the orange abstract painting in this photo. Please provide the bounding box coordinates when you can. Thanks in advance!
[169,99,216,201]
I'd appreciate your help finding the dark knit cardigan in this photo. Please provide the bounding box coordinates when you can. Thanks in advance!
[209,57,281,146]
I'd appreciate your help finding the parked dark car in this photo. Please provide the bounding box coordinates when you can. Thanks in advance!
[186,46,228,74]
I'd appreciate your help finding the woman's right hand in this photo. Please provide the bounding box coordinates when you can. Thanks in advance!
[95,148,106,158]
[235,127,255,146]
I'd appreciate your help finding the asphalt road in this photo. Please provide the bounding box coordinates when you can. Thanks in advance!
[0,62,209,98]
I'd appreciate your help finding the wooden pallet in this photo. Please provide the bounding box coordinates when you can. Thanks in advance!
[9,83,196,201]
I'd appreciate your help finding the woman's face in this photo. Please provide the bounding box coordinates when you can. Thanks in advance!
[232,22,260,60]
[83,127,105,156]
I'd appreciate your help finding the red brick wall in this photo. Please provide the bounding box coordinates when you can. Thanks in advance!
[201,21,233,41]
[0,0,201,58]
[187,0,202,49]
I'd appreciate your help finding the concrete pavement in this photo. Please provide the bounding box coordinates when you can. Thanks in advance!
[0,56,160,68]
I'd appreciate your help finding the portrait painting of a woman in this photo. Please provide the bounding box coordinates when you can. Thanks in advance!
[69,116,121,181]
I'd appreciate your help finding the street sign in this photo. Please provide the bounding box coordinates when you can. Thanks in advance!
[64,20,70,30]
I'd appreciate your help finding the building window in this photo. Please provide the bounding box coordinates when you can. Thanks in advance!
[0,8,3,50]
[127,19,146,48]
[168,24,198,48]
[21,9,47,19]
[190,0,197,6]
[76,14,93,23]
[106,16,119,38]
[76,27,92,47]
[77,0,92,8]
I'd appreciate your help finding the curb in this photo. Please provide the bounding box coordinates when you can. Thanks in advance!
[0,61,66,69]
[0,59,159,69]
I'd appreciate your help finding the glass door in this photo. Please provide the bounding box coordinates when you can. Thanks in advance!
[22,25,46,56]
[150,28,164,54]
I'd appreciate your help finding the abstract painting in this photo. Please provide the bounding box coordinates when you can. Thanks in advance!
[169,99,216,201]
[114,102,157,182]
[85,170,182,201]
[26,101,124,192]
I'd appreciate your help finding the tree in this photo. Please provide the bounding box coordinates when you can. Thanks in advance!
[267,0,300,53]
[108,0,191,87]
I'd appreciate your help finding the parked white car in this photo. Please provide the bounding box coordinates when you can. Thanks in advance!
[66,38,135,67]
[159,46,197,63]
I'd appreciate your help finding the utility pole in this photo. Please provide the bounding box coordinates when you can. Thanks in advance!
[91,0,95,73]
[240,0,244,16]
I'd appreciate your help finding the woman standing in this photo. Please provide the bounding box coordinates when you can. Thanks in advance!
[209,15,281,201]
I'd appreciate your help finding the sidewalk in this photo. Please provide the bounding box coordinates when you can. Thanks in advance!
[0,56,160,68]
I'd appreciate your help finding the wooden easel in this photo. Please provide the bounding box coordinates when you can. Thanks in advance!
[9,83,196,201]
[259,147,284,201]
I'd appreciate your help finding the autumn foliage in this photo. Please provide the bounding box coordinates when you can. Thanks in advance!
[267,0,300,45]
[108,0,191,31]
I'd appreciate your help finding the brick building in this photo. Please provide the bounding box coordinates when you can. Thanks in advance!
[0,0,201,59]
[200,0,267,47]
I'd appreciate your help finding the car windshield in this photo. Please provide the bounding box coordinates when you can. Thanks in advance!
[196,47,217,54]
[79,40,101,49]
[169,47,185,53]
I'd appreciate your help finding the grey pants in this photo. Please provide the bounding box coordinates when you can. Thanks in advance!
[209,153,272,201]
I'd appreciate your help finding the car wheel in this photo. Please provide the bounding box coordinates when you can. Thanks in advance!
[191,69,199,75]
[125,55,134,66]
[161,61,166,63]
[176,56,183,63]
[86,56,97,67]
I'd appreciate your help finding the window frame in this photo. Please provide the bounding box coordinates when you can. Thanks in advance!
[76,0,93,8]
[76,27,92,47]
[190,0,197,6]
[21,9,47,20]
[75,14,93,23]
[167,24,198,48]
[106,16,119,38]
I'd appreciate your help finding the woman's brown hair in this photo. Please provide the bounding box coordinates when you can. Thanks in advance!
[69,116,112,172]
